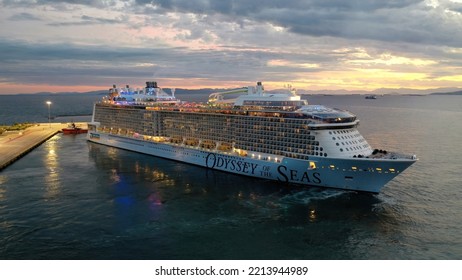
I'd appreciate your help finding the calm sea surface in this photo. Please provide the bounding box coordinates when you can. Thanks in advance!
[0,94,461,259]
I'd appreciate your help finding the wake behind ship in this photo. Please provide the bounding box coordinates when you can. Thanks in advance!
[87,82,417,193]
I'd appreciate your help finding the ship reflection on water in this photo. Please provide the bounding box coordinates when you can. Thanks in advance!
[87,140,391,247]
[0,129,405,260]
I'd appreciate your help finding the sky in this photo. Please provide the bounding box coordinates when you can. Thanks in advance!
[1,0,462,94]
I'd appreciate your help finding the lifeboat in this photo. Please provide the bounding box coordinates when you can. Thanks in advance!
[170,136,184,144]
[218,142,233,152]
[184,138,199,146]
[200,140,216,149]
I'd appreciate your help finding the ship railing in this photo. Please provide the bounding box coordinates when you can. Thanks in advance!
[366,151,418,161]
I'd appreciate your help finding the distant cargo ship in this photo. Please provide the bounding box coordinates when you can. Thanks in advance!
[87,82,417,193]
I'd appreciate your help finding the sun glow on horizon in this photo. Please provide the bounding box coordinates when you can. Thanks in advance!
[2,74,460,95]
[0,83,108,95]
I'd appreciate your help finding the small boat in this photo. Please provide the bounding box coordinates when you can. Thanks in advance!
[365,95,377,99]
[62,123,88,134]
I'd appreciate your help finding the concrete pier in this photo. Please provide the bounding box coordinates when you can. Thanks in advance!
[0,122,87,171]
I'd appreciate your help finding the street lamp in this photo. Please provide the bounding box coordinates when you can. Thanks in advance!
[46,101,52,127]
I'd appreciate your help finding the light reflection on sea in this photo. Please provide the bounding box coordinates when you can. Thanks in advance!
[0,95,461,259]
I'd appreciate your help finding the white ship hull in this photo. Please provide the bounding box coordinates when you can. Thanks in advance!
[87,131,414,193]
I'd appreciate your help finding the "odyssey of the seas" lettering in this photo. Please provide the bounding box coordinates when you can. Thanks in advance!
[205,153,322,184]
[205,153,258,175]
[276,165,322,184]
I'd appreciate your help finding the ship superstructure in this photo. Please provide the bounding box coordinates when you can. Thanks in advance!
[87,81,417,193]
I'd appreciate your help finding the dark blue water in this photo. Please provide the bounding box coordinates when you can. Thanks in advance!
[0,94,461,259]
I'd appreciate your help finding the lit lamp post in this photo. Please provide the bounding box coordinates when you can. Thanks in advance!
[46,101,52,127]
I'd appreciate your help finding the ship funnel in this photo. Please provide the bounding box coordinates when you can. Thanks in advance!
[109,87,119,99]
[256,81,264,95]
[145,81,158,88]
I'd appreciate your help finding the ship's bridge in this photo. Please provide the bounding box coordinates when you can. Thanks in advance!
[297,105,357,123]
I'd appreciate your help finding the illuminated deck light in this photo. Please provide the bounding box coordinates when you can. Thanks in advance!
[309,161,317,169]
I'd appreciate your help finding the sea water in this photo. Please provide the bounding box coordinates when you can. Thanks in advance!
[0,94,461,259]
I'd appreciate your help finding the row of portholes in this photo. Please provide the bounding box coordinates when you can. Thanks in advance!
[311,152,328,157]
[329,130,357,135]
[339,146,364,152]
[332,135,364,141]
[335,140,360,146]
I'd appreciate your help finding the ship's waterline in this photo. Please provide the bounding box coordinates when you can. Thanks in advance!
[86,81,416,193]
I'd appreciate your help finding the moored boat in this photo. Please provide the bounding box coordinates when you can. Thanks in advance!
[62,123,88,134]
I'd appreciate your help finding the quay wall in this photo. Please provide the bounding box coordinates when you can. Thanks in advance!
[0,123,87,171]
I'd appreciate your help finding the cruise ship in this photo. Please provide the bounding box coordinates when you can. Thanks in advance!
[87,81,417,193]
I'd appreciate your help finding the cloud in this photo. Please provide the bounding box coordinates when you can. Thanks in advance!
[47,15,124,26]
[126,0,462,48]
[1,0,462,92]
[8,12,42,21]
[3,1,462,47]
[0,39,302,87]
[1,0,117,8]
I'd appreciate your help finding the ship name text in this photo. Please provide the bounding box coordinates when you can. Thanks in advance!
[205,153,258,175]
[277,165,322,184]
[205,153,322,184]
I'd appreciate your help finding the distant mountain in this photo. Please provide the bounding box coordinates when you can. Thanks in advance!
[8,86,462,96]
[8,90,107,96]
[373,87,462,95]
[171,88,220,95]
[430,90,462,95]
[296,89,371,95]
[296,87,462,95]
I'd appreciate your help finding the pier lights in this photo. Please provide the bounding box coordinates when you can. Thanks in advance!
[46,101,52,127]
